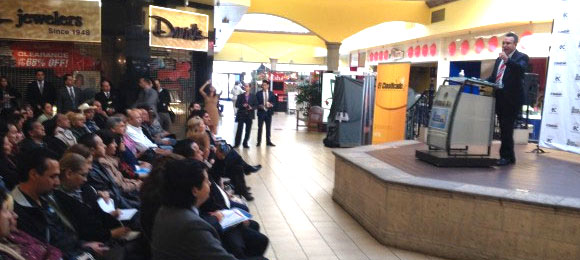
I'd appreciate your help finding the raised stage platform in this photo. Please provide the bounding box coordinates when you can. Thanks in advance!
[332,141,580,260]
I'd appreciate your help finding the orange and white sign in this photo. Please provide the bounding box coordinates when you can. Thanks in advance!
[372,63,410,144]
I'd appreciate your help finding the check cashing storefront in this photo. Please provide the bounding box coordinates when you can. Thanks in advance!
[0,0,102,95]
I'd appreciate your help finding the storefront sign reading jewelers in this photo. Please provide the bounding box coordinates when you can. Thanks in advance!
[148,5,209,52]
[0,0,101,43]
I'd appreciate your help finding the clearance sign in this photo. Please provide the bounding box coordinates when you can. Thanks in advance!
[372,63,410,144]
[0,0,101,43]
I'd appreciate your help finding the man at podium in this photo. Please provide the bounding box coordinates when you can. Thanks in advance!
[487,32,529,166]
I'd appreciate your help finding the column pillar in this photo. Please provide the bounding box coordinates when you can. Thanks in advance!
[326,42,341,72]
[270,58,278,71]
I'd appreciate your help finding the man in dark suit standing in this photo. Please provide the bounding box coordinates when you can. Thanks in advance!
[234,83,257,148]
[56,74,84,113]
[255,80,276,146]
[25,70,56,117]
[487,32,529,166]
[94,79,118,116]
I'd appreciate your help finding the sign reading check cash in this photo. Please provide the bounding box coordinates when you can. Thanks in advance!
[148,5,209,52]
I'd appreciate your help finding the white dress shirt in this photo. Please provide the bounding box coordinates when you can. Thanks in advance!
[126,124,158,152]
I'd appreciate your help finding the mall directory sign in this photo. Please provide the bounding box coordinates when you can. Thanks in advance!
[148,5,209,52]
[0,0,101,43]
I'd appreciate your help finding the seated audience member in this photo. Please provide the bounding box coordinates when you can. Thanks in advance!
[12,148,107,259]
[79,103,100,133]
[18,119,46,154]
[20,105,34,121]
[68,112,90,139]
[3,123,22,155]
[53,113,77,147]
[36,103,54,124]
[92,100,108,130]
[139,107,175,146]
[53,153,129,243]
[152,159,256,260]
[187,102,202,118]
[107,116,147,173]
[0,188,63,260]
[6,114,24,134]
[41,119,68,158]
[125,109,159,152]
[173,140,269,258]
[96,130,142,193]
[186,116,213,163]
[0,132,18,190]
[78,133,140,209]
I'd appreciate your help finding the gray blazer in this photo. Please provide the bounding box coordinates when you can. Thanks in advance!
[151,206,238,260]
[133,88,159,112]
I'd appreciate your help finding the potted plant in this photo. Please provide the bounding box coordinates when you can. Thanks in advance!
[295,82,322,114]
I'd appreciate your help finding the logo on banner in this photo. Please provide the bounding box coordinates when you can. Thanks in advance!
[546,136,555,144]
[546,123,559,129]
[576,90,580,100]
[558,29,570,34]
[554,61,567,65]
[559,44,566,50]
[572,123,580,133]
[576,74,580,81]
[550,91,563,97]
[572,106,580,115]
[550,104,559,114]
[554,74,563,83]
[567,139,580,148]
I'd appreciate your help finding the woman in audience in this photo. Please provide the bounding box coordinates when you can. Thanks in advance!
[0,133,18,190]
[186,116,212,162]
[0,76,21,111]
[97,130,142,193]
[151,159,245,260]
[107,116,151,176]
[0,188,62,260]
[68,112,89,139]
[78,133,140,209]
[41,118,68,158]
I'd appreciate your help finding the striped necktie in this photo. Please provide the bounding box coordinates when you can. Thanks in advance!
[495,62,506,84]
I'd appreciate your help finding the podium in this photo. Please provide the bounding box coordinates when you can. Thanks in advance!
[416,77,499,167]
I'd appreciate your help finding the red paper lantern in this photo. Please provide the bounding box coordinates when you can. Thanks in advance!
[383,50,389,60]
[378,51,383,60]
[448,42,457,56]
[408,47,414,58]
[430,43,437,56]
[488,36,498,52]
[422,44,429,57]
[368,52,373,61]
[414,45,421,57]
[475,38,485,54]
[460,40,469,55]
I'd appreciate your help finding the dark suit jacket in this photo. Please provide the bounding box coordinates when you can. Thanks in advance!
[255,90,277,117]
[25,80,56,108]
[53,184,121,242]
[235,93,257,120]
[151,206,237,260]
[95,91,119,114]
[157,88,171,113]
[56,86,84,113]
[88,161,140,209]
[0,86,22,109]
[486,49,529,109]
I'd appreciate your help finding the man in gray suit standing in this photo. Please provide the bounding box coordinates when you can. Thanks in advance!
[133,77,158,112]
[151,159,267,260]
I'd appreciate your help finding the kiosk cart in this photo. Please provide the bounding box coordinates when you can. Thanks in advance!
[416,77,499,167]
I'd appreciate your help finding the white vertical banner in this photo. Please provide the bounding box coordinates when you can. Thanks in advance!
[540,0,580,154]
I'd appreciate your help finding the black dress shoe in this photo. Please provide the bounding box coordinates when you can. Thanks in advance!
[266,142,276,147]
[243,193,254,201]
[245,164,262,175]
[256,142,261,146]
[496,158,515,166]
[243,144,250,148]
[233,144,240,148]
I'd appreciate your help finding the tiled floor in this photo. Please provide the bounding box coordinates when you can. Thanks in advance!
[214,104,450,260]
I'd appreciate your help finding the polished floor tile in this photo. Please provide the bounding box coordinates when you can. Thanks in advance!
[214,105,450,260]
